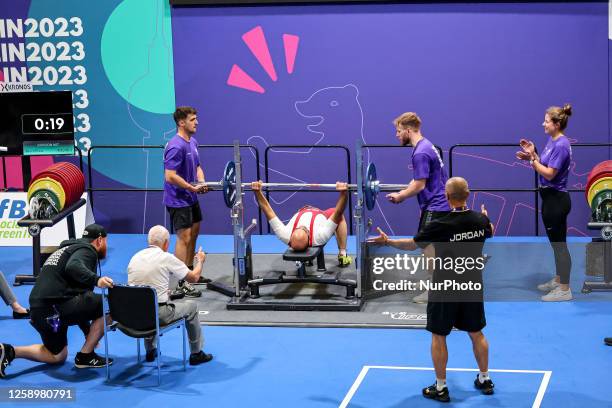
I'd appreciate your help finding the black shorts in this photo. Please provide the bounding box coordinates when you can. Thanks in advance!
[30,292,103,355]
[426,301,486,336]
[168,202,202,231]
[418,210,450,234]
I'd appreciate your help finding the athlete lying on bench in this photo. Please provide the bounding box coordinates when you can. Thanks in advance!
[251,181,352,267]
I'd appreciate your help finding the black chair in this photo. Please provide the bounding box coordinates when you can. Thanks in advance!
[103,284,187,385]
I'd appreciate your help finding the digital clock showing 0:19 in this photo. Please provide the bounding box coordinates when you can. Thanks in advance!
[21,113,74,135]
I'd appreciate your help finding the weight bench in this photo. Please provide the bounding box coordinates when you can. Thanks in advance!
[283,246,326,277]
[247,245,356,300]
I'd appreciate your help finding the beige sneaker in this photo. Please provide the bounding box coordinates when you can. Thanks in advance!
[412,290,429,304]
[537,278,560,292]
[541,287,572,302]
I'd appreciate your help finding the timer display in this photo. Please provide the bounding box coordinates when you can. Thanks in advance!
[22,113,74,135]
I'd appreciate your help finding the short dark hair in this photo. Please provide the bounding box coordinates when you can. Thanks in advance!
[173,106,197,126]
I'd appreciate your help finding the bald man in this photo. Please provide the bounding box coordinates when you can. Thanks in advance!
[369,177,494,403]
[251,181,352,267]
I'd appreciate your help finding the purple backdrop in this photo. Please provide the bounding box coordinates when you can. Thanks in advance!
[170,2,610,237]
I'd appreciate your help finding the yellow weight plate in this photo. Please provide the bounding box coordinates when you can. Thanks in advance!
[28,177,66,209]
[588,177,612,205]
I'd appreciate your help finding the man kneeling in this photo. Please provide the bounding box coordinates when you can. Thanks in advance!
[1,224,114,378]
[251,180,352,267]
[127,225,212,365]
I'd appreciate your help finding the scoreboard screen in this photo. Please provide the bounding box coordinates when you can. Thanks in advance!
[0,91,74,156]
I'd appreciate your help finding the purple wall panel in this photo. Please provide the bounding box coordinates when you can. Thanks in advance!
[172,3,608,236]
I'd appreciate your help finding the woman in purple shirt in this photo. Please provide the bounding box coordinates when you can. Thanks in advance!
[516,104,573,302]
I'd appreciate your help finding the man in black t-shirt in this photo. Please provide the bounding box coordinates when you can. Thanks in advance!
[369,177,495,403]
[0,224,115,378]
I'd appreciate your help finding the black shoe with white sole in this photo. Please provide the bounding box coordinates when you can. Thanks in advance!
[422,383,450,403]
[74,352,113,368]
[474,375,495,395]
[0,343,15,378]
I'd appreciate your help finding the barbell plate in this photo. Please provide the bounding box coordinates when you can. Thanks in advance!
[587,177,612,205]
[591,189,612,222]
[223,160,237,208]
[28,177,66,209]
[30,189,62,216]
[586,160,612,184]
[585,170,612,202]
[365,162,378,211]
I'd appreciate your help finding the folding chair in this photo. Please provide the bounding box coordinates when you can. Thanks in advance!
[103,284,187,385]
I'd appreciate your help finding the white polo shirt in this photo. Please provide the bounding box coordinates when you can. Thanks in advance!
[269,212,338,247]
[127,245,189,303]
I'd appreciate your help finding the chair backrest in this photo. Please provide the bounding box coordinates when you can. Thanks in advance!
[108,285,158,331]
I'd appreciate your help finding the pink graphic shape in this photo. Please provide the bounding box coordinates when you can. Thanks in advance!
[283,34,299,74]
[242,26,277,81]
[471,192,507,236]
[227,64,265,94]
[0,70,4,82]
[0,156,54,189]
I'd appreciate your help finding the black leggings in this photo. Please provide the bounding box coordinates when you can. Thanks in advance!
[540,188,572,285]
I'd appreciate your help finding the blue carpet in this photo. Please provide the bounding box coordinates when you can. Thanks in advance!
[0,236,611,407]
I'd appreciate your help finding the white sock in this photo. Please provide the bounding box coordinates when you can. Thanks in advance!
[339,249,347,256]
[478,371,490,383]
[436,378,446,391]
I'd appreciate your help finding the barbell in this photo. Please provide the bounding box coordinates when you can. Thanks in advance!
[193,161,408,210]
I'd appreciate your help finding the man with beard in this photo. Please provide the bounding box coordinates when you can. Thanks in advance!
[0,224,114,378]
[386,112,450,303]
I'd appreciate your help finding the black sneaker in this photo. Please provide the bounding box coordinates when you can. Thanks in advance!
[74,352,113,368]
[145,349,158,362]
[0,343,15,378]
[189,351,213,366]
[422,383,450,403]
[169,289,185,300]
[178,281,202,298]
[474,375,495,395]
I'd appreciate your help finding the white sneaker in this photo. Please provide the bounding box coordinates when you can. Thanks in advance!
[537,278,560,292]
[412,290,429,304]
[541,287,572,302]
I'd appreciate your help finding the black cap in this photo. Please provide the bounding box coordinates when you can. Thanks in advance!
[82,224,107,241]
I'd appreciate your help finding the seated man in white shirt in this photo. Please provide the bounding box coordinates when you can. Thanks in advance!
[251,180,352,267]
[127,225,212,365]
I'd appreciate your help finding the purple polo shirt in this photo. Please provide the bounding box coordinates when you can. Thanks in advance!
[539,135,571,192]
[163,134,200,207]
[412,138,450,211]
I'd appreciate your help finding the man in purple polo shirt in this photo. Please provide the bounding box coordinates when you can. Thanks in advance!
[164,106,209,293]
[386,112,451,303]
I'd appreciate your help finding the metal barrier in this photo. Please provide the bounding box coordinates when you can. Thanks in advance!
[362,143,443,161]
[87,144,263,234]
[264,145,353,234]
[449,142,612,235]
